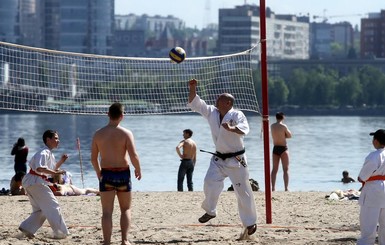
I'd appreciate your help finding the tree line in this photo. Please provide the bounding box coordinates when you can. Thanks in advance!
[254,65,385,108]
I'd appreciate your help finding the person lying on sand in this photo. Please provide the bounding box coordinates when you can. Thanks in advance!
[53,183,99,196]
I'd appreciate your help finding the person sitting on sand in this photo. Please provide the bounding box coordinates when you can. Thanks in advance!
[341,170,355,183]
[10,172,26,195]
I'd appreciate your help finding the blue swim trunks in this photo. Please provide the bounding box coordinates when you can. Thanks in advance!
[99,167,132,192]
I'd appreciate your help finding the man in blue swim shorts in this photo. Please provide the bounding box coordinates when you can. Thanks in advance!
[99,167,132,192]
[270,112,292,192]
[91,102,142,245]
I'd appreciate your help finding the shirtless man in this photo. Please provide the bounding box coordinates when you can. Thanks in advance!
[270,112,292,191]
[91,102,141,245]
[176,129,197,191]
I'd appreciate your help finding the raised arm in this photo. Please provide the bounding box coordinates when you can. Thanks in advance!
[11,144,18,155]
[55,154,68,170]
[188,79,197,103]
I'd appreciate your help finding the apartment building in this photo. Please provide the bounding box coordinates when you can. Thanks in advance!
[361,10,385,58]
[217,5,309,60]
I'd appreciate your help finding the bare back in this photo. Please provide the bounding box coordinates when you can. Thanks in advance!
[182,138,197,160]
[271,122,292,146]
[92,125,134,168]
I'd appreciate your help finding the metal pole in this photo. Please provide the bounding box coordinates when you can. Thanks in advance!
[259,0,272,224]
[77,137,85,188]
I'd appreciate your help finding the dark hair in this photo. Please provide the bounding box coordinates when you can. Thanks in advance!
[17,138,25,147]
[183,129,193,137]
[109,102,124,120]
[342,170,349,176]
[276,112,285,120]
[42,130,57,144]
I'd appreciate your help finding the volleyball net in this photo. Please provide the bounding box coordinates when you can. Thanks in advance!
[0,41,260,115]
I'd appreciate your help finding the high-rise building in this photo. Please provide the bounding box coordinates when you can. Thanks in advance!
[333,22,354,57]
[55,0,114,55]
[267,14,309,60]
[310,21,354,59]
[39,0,60,50]
[0,0,114,55]
[361,10,385,59]
[217,5,309,60]
[0,1,20,43]
[20,0,41,47]
[218,5,261,55]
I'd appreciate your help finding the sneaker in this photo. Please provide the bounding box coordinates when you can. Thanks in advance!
[18,227,35,238]
[247,224,257,235]
[198,213,216,223]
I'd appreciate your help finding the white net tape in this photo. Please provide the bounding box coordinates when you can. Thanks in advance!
[0,41,260,115]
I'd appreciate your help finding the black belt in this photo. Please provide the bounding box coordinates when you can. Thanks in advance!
[200,148,245,160]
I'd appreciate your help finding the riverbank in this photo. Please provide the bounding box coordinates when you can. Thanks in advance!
[268,106,385,116]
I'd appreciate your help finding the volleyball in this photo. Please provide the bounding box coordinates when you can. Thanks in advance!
[169,47,186,63]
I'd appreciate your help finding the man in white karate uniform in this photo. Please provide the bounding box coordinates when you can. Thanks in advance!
[187,79,257,235]
[357,129,385,245]
[19,130,69,239]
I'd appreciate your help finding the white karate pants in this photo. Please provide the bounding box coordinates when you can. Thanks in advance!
[20,184,69,236]
[201,155,257,227]
[357,205,385,245]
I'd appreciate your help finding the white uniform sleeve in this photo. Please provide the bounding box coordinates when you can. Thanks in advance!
[235,111,249,135]
[188,95,214,119]
[358,151,381,181]
[30,150,49,173]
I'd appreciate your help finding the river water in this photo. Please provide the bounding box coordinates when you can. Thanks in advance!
[1,112,384,192]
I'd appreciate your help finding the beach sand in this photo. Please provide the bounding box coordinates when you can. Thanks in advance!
[0,191,360,245]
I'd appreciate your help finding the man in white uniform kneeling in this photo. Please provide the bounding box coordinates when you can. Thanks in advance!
[187,79,257,236]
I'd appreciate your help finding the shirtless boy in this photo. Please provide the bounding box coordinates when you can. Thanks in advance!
[176,129,197,191]
[91,102,141,245]
[271,112,292,191]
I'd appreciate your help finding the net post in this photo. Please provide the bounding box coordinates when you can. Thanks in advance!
[77,137,85,188]
[259,0,272,224]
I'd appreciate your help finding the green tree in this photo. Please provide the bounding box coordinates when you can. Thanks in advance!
[268,77,289,106]
[330,42,344,58]
[358,66,385,106]
[335,74,362,106]
[286,68,307,105]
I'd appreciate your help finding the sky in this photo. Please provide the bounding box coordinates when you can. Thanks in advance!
[115,0,384,29]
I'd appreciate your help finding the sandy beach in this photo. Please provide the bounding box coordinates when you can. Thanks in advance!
[0,191,360,245]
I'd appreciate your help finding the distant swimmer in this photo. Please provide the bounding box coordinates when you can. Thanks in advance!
[341,170,355,183]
